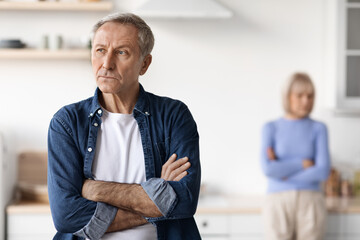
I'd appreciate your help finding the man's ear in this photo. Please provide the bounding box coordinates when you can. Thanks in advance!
[139,54,152,76]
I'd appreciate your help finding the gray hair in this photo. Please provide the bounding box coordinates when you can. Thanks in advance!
[91,13,154,58]
[282,72,315,114]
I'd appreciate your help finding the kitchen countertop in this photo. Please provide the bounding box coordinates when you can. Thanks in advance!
[7,195,360,215]
[197,195,360,214]
[7,200,51,214]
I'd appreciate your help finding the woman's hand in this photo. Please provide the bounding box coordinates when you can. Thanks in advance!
[302,159,314,169]
[267,147,277,161]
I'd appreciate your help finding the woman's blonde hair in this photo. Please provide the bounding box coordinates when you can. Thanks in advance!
[282,72,315,114]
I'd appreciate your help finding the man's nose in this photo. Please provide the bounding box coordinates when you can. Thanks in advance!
[102,52,115,70]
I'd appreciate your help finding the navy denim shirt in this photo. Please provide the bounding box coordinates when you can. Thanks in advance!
[47,84,201,240]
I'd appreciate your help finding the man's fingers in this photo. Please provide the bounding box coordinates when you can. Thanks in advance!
[161,155,190,181]
[161,153,177,179]
[169,162,191,181]
[162,153,177,169]
[179,161,191,172]
[165,157,189,181]
[174,171,188,181]
[167,157,189,171]
[163,157,188,179]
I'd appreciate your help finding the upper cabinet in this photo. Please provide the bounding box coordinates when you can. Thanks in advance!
[345,1,360,97]
[337,0,360,111]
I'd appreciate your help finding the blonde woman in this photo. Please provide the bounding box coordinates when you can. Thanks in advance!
[261,73,331,240]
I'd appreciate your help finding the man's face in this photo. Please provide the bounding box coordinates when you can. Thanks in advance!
[91,22,150,95]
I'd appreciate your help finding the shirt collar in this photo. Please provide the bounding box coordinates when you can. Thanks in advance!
[88,87,102,118]
[134,83,150,116]
[89,83,150,118]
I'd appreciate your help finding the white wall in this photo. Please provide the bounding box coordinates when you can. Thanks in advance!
[1,0,360,209]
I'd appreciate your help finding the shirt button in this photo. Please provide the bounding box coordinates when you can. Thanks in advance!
[87,147,92,152]
[97,109,102,114]
[89,113,93,117]
[145,111,149,115]
[93,123,98,127]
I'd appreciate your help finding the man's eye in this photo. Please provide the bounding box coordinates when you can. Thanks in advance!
[96,48,105,53]
[117,50,126,55]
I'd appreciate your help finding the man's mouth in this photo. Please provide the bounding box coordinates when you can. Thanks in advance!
[98,75,117,80]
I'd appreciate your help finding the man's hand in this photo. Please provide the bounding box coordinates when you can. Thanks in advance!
[302,159,314,169]
[161,153,190,181]
[267,147,277,161]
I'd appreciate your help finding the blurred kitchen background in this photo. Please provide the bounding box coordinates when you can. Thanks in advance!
[1,0,360,239]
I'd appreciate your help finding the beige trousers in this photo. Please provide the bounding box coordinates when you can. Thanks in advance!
[263,191,326,240]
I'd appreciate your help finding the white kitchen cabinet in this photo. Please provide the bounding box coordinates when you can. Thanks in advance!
[7,197,360,240]
[195,212,360,240]
[195,214,230,239]
[229,214,263,238]
[330,0,360,110]
[326,214,360,240]
[195,213,263,240]
[0,134,3,240]
[6,202,56,240]
[7,213,56,240]
[196,214,230,235]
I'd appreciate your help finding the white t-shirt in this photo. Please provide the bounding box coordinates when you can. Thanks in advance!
[91,107,157,240]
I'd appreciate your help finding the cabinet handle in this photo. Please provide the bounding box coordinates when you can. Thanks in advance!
[202,221,208,227]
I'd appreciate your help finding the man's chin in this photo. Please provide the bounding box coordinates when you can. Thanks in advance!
[98,84,119,94]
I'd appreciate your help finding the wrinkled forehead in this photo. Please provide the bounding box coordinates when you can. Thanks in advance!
[290,80,314,94]
[93,22,139,44]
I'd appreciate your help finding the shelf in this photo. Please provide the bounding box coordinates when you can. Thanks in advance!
[0,1,112,11]
[0,49,91,60]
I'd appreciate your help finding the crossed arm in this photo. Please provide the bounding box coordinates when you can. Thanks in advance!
[262,123,330,182]
[267,148,314,169]
[261,145,311,180]
[266,147,314,180]
[48,103,200,238]
[82,154,191,233]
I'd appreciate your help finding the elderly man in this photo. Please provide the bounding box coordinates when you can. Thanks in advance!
[47,13,201,240]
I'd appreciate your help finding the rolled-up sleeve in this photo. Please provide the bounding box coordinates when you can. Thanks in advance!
[48,115,116,239]
[74,203,117,239]
[141,178,177,217]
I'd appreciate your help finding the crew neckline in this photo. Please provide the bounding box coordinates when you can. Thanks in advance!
[281,116,310,122]
[101,106,133,118]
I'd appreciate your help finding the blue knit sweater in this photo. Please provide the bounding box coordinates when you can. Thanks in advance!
[261,117,331,193]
